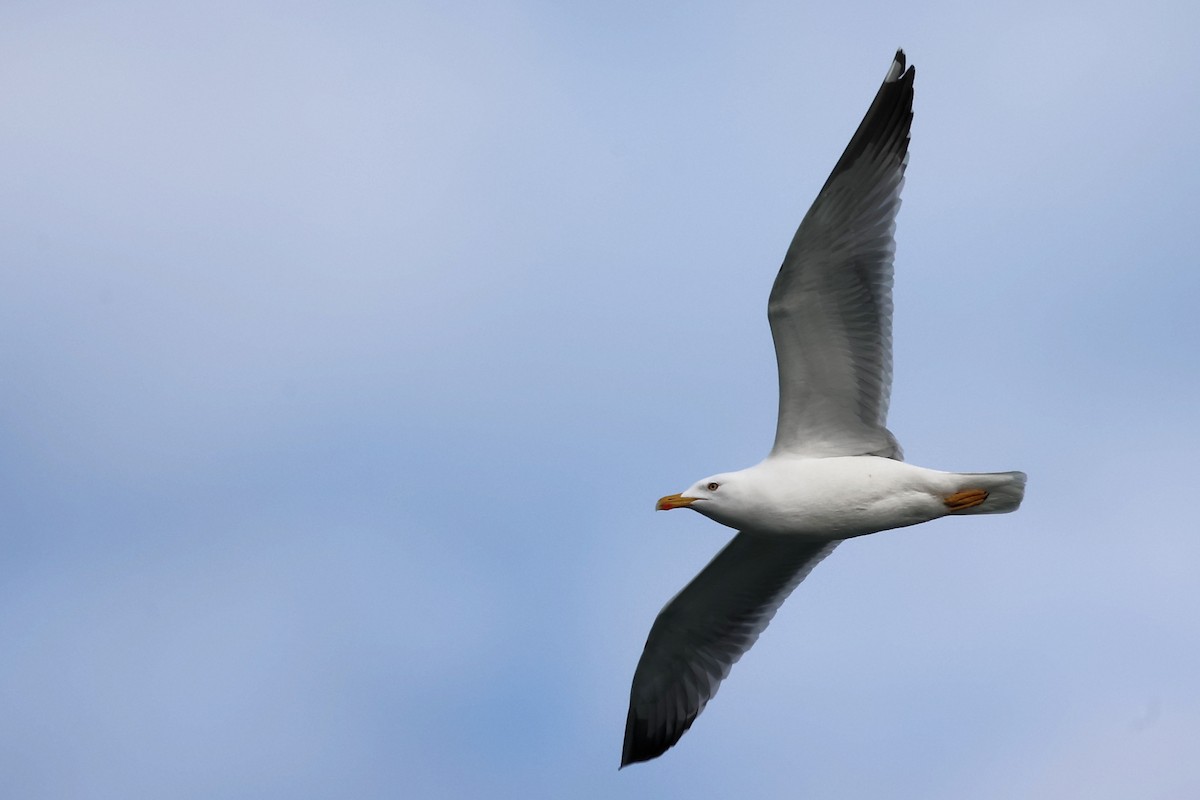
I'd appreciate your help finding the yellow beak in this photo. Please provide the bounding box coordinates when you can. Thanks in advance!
[656,493,697,511]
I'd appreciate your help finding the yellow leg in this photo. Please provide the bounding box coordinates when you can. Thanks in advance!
[944,488,989,512]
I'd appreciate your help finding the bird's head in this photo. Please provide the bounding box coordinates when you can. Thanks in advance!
[656,472,750,528]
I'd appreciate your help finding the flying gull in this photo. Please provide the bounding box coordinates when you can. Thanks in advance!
[621,50,1026,767]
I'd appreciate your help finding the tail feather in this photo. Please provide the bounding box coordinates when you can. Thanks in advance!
[955,471,1026,514]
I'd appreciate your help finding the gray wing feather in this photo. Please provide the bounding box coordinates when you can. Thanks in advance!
[768,50,914,458]
[621,533,838,767]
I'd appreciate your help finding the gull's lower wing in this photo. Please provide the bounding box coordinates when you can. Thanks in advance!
[621,533,838,767]
[768,50,914,458]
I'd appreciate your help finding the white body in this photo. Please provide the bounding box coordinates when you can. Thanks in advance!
[685,456,1026,538]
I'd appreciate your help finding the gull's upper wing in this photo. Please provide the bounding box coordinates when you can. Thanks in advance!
[768,50,915,458]
[621,533,838,767]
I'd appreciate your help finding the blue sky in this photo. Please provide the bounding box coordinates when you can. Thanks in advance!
[2,0,1199,797]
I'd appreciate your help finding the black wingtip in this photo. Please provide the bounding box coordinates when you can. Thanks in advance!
[622,740,666,768]
[805,49,913,203]
[621,701,690,768]
[620,712,658,768]
[886,49,911,82]
[620,712,638,769]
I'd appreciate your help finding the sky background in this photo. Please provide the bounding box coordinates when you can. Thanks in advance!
[2,1,1199,797]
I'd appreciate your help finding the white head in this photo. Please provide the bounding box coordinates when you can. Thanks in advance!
[656,471,754,529]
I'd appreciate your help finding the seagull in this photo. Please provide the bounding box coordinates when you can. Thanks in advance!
[621,50,1026,768]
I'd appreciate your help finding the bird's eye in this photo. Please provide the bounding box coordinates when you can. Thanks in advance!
[707,482,720,491]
